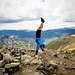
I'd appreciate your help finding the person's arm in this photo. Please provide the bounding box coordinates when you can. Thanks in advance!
[37,22,44,30]
[37,17,45,30]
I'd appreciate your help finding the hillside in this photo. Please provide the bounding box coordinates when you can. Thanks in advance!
[0,34,75,75]
[47,35,75,53]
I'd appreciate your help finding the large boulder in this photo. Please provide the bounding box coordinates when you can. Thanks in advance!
[0,60,5,68]
[3,53,13,63]
[5,63,20,73]
[3,53,19,63]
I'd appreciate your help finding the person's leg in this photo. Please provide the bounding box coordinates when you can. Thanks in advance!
[40,44,45,51]
[35,44,39,55]
[35,38,41,55]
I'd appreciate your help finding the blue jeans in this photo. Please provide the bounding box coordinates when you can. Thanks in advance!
[35,38,45,55]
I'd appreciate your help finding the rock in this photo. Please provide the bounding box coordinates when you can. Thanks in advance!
[70,64,75,70]
[71,67,75,70]
[53,74,57,75]
[15,56,20,60]
[53,53,58,57]
[3,73,9,75]
[13,59,19,63]
[24,72,43,75]
[63,55,69,59]
[21,55,32,64]
[5,63,20,73]
[3,53,19,64]
[31,58,42,64]
[0,53,3,60]
[3,53,13,63]
[21,55,31,60]
[36,61,58,75]
[11,50,15,56]
[0,60,5,68]
[0,68,5,75]
[5,63,20,68]
[49,60,57,66]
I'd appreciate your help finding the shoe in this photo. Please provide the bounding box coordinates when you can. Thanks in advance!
[41,17,45,23]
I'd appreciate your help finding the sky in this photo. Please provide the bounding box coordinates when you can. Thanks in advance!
[0,0,75,30]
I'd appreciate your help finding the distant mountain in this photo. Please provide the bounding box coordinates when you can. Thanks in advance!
[0,28,75,38]
[0,30,35,38]
[43,28,75,38]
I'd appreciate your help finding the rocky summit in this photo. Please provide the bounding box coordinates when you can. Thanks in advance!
[0,35,75,75]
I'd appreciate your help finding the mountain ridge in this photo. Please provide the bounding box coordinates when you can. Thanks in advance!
[0,28,75,38]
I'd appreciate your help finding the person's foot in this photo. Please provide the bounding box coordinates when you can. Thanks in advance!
[41,17,45,23]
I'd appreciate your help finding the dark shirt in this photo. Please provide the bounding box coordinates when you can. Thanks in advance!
[36,30,41,38]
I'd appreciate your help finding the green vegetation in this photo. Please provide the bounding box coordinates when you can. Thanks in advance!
[47,35,75,52]
[47,40,63,50]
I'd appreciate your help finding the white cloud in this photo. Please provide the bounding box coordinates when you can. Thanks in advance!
[52,0,75,19]
[0,0,75,30]
[0,0,48,18]
[0,0,74,19]
[0,20,75,31]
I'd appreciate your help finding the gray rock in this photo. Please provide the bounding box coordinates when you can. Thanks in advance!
[0,53,3,60]
[36,62,58,75]
[0,60,5,68]
[24,72,44,75]
[5,63,20,73]
[21,55,32,64]
[5,63,20,69]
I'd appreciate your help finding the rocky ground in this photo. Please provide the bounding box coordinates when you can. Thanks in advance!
[0,47,75,75]
[0,35,75,75]
[20,49,75,75]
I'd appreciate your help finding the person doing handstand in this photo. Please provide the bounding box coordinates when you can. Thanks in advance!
[35,17,45,56]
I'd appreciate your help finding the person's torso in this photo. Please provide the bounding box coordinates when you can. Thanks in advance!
[36,30,41,38]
